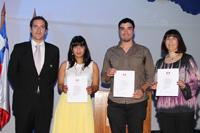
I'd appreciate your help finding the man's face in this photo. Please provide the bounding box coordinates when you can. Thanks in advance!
[119,22,134,42]
[30,19,46,42]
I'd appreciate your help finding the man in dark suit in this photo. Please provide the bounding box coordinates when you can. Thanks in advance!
[8,16,59,133]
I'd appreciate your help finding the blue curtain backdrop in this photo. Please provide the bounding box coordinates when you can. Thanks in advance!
[148,0,200,15]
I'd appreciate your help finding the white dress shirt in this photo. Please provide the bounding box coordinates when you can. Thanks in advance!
[31,39,45,72]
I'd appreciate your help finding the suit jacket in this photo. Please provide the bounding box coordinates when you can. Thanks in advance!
[8,41,59,117]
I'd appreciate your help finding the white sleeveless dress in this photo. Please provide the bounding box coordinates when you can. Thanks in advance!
[52,61,94,133]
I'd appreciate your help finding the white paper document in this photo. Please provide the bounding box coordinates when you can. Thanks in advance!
[113,70,135,97]
[156,68,179,96]
[66,76,88,102]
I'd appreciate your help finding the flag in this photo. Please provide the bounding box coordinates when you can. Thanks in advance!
[33,8,37,18]
[29,8,37,40]
[0,2,10,129]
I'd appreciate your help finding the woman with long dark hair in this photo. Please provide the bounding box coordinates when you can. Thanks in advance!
[152,29,200,133]
[52,36,99,133]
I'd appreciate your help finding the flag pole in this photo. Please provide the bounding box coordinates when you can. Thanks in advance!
[0,2,6,30]
[0,2,10,129]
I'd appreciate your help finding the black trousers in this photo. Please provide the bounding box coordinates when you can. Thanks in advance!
[157,112,195,133]
[15,95,51,133]
[107,99,147,133]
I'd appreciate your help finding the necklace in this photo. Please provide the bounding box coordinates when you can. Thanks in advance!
[74,63,84,76]
[167,56,176,61]
[165,53,182,63]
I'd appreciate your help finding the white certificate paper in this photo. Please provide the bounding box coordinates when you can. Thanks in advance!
[66,76,88,102]
[156,68,179,96]
[113,70,135,97]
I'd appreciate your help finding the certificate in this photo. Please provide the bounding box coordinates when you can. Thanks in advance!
[66,76,88,102]
[113,70,135,97]
[156,68,179,96]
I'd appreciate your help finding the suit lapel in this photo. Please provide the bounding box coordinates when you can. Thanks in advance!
[27,41,39,76]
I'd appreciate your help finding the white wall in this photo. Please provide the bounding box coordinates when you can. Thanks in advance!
[0,0,200,132]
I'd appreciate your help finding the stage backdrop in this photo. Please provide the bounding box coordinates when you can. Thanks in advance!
[0,0,200,132]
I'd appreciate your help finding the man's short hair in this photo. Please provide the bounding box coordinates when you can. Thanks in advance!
[30,16,48,30]
[118,18,135,29]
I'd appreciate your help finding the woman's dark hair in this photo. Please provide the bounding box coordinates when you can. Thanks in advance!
[118,18,135,29]
[30,16,48,30]
[68,35,92,69]
[161,29,186,56]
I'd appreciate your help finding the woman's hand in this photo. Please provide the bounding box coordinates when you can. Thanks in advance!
[86,85,98,95]
[151,82,157,90]
[58,84,68,93]
[86,86,93,95]
[177,80,186,90]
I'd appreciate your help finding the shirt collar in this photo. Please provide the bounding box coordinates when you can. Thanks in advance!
[31,39,45,47]
[117,41,135,49]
